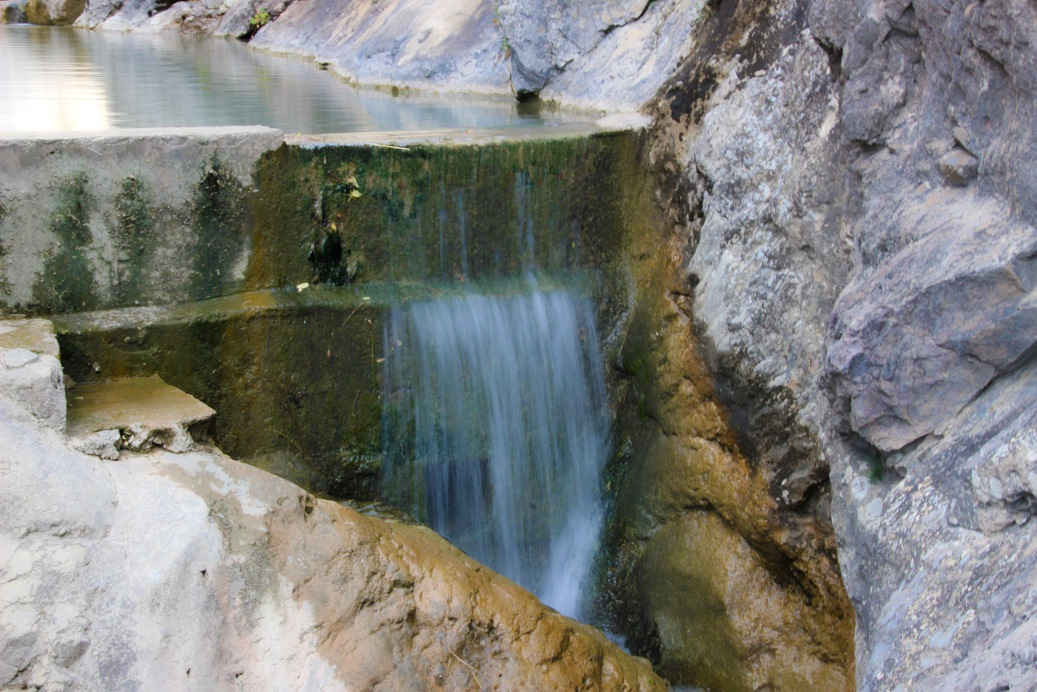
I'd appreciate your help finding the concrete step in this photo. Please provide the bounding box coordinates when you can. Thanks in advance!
[67,375,215,459]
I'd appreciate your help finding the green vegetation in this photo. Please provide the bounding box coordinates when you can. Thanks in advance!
[865,453,885,482]
[249,6,271,29]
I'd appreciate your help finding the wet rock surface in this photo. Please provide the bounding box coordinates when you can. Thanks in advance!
[66,375,216,455]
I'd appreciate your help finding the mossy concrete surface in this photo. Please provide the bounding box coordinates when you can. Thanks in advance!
[0,127,283,313]
[54,288,386,499]
[247,130,634,293]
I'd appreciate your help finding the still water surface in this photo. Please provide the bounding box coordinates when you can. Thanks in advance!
[0,26,584,134]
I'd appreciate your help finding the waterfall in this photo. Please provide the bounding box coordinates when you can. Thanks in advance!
[382,279,609,619]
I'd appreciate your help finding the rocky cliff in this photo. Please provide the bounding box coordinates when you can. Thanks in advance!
[651,0,1037,687]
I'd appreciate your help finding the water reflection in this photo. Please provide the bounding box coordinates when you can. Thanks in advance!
[0,26,585,134]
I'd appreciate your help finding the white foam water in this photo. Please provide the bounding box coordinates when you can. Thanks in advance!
[382,279,609,619]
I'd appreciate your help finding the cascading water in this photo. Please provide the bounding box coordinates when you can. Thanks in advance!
[382,279,609,619]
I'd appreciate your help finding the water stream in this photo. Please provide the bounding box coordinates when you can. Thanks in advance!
[382,279,609,618]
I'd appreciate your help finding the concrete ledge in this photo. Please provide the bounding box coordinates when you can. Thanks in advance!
[67,375,216,457]
[286,115,648,147]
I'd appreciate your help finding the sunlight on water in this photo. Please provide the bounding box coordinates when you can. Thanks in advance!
[0,26,587,134]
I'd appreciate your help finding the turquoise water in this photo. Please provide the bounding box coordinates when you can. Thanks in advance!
[0,26,585,134]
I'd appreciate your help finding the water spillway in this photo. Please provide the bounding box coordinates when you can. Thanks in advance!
[3,104,642,624]
[382,280,609,618]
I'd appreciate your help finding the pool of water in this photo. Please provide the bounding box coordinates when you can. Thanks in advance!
[0,26,589,134]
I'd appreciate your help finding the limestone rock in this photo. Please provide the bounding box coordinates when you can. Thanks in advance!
[69,429,121,460]
[3,348,37,368]
[213,0,280,37]
[827,191,1037,453]
[496,0,650,95]
[75,0,154,29]
[0,395,664,690]
[250,0,511,97]
[538,0,706,111]
[0,319,65,431]
[24,0,84,23]
[648,0,1037,684]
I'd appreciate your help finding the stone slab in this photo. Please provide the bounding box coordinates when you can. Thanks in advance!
[67,375,215,454]
[0,318,61,359]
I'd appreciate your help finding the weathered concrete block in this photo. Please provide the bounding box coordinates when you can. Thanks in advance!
[0,127,283,313]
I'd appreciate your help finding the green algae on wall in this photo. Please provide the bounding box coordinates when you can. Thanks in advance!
[0,129,279,315]
[246,134,632,291]
[190,155,252,300]
[0,199,9,302]
[57,290,385,499]
[111,175,155,304]
[32,172,100,313]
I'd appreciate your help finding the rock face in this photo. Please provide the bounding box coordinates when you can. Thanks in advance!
[24,0,83,24]
[648,0,1037,686]
[0,359,663,690]
[75,0,704,110]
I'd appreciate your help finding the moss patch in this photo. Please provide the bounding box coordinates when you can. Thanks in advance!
[247,135,632,292]
[190,155,251,300]
[111,175,155,304]
[32,172,99,313]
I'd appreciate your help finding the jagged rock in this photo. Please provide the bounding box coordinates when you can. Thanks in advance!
[213,0,287,38]
[69,429,121,460]
[0,396,663,689]
[827,191,1037,453]
[496,0,650,95]
[75,0,154,29]
[938,149,979,186]
[247,0,511,96]
[0,319,65,431]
